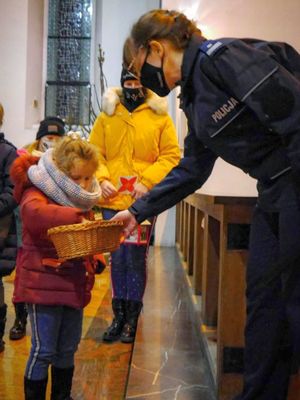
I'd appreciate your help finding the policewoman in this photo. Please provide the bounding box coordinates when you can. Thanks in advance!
[114,9,300,400]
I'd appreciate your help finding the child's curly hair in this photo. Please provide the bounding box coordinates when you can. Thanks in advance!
[53,136,99,176]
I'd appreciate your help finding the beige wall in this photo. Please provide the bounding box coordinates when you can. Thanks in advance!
[162,0,300,50]
[25,0,45,130]
[0,0,45,148]
[162,0,300,197]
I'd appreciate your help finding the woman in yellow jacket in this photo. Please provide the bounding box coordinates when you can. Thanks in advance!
[89,68,180,343]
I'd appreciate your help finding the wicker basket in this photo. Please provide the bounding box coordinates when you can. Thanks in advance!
[47,220,124,260]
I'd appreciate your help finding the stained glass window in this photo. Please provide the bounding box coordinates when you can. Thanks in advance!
[45,0,92,126]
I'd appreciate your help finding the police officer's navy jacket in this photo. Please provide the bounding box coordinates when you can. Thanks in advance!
[129,33,300,222]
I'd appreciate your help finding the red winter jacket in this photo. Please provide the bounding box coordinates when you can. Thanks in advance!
[10,154,95,309]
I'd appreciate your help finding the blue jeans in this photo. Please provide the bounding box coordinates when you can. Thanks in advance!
[25,304,83,380]
[102,208,154,301]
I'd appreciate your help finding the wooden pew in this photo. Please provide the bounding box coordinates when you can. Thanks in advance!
[177,192,300,400]
[177,193,256,400]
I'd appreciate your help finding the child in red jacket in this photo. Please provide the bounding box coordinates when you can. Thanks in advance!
[10,135,102,400]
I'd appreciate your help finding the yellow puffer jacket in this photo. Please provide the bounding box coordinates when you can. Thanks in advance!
[89,87,181,210]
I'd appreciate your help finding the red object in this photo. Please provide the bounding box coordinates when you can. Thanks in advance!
[124,222,151,245]
[10,153,40,202]
[16,148,29,156]
[118,176,137,193]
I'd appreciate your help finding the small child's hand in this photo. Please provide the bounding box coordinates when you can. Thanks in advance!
[100,180,118,199]
[132,182,148,199]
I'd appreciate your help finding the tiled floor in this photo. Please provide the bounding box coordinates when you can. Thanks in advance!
[126,247,216,400]
[0,246,216,400]
[0,267,133,400]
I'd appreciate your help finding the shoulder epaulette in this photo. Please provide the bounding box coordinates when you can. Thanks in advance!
[200,39,234,56]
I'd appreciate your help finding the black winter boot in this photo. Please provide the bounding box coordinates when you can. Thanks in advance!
[121,300,143,343]
[0,303,7,352]
[102,298,126,342]
[24,376,48,400]
[9,302,27,340]
[51,366,74,400]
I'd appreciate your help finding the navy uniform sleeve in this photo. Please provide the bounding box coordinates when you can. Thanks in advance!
[211,40,300,174]
[129,127,216,223]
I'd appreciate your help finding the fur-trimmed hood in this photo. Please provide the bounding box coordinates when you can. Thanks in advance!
[10,154,39,203]
[102,87,169,116]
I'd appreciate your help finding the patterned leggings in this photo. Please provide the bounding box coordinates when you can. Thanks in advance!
[102,208,154,301]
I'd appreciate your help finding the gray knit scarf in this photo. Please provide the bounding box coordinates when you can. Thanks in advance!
[28,149,101,211]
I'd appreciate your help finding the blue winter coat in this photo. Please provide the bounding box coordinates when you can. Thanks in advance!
[0,132,18,277]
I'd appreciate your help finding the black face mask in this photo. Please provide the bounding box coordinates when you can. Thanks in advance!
[122,87,145,112]
[140,62,170,97]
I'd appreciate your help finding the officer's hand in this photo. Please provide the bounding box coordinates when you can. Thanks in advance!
[111,210,138,238]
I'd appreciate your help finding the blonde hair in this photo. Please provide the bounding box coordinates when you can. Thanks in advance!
[0,103,4,127]
[130,9,202,51]
[53,136,99,176]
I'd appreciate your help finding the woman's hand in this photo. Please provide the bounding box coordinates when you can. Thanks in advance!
[100,180,118,199]
[132,182,148,199]
[111,210,138,237]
